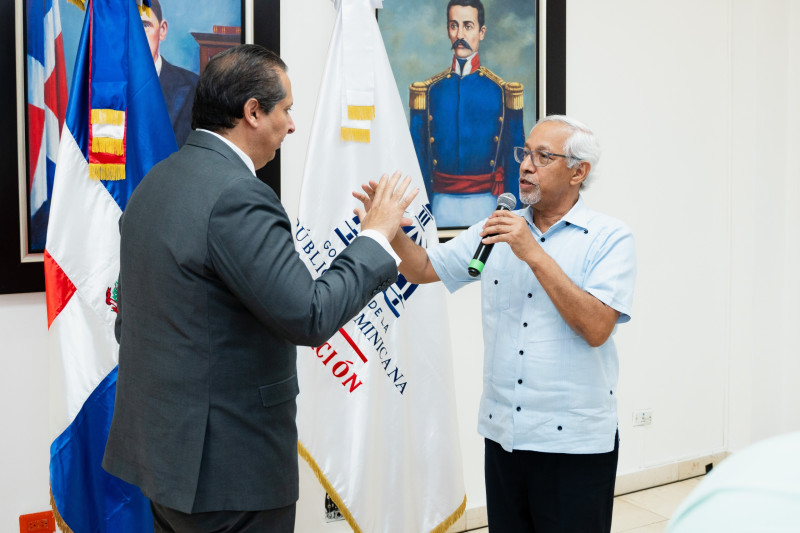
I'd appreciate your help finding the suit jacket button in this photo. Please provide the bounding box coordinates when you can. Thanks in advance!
[429,137,435,144]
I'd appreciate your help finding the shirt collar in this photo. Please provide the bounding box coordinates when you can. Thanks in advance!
[522,196,592,232]
[196,129,256,176]
[155,54,162,76]
[451,52,480,76]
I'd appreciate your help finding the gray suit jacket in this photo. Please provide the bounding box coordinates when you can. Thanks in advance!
[102,131,397,513]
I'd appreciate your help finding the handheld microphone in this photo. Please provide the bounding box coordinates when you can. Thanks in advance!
[468,193,517,277]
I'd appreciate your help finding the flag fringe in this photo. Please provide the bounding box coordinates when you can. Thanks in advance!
[298,441,363,533]
[50,487,75,533]
[64,0,86,11]
[340,127,371,144]
[92,137,125,156]
[137,5,152,17]
[429,494,467,533]
[347,105,376,121]
[298,441,466,533]
[89,163,126,181]
[91,108,125,126]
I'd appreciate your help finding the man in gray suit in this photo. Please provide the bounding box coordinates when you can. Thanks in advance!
[102,44,417,532]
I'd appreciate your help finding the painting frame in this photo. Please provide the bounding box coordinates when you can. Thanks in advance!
[379,0,565,240]
[1,0,278,295]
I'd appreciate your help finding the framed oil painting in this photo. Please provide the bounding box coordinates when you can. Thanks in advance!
[378,0,565,237]
[2,0,285,294]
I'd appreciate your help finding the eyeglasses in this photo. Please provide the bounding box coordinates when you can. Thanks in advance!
[513,147,582,167]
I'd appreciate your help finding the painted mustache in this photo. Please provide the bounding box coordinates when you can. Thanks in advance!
[451,38,472,51]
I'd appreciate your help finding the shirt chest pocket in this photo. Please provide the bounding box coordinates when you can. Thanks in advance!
[483,250,520,311]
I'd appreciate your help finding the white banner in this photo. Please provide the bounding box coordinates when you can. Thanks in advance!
[294,1,465,532]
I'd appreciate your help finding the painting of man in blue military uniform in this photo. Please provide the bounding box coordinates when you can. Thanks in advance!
[407,0,526,228]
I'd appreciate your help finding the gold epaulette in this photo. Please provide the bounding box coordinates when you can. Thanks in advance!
[409,69,450,111]
[504,82,524,111]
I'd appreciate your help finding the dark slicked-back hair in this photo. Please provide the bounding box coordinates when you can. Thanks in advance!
[447,0,485,28]
[191,44,287,133]
[149,0,162,22]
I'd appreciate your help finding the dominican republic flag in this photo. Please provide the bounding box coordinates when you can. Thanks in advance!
[294,1,465,531]
[26,0,68,251]
[45,0,176,531]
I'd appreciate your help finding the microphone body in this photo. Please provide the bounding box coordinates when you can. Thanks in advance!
[468,193,517,277]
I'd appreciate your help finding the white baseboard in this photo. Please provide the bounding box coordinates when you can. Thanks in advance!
[447,452,731,532]
[614,451,729,496]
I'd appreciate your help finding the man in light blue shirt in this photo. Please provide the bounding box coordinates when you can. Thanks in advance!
[361,115,636,532]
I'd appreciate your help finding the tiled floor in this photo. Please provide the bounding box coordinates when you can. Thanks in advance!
[469,476,703,533]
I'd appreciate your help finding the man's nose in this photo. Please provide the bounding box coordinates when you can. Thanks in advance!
[521,155,536,174]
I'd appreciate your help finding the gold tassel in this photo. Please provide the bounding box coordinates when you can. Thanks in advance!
[429,494,467,533]
[50,487,75,533]
[89,163,126,181]
[92,137,125,156]
[64,0,85,11]
[91,108,125,126]
[298,441,363,533]
[340,127,371,144]
[138,5,152,17]
[347,105,375,121]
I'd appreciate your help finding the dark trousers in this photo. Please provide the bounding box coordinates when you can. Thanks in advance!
[151,501,296,533]
[485,432,619,533]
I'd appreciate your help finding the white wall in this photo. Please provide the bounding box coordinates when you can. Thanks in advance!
[3,0,800,531]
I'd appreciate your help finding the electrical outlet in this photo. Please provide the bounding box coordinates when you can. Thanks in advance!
[633,409,653,427]
[19,511,55,533]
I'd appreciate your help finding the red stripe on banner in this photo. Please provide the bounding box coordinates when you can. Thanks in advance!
[28,103,45,185]
[338,328,368,363]
[44,250,77,328]
[53,32,68,131]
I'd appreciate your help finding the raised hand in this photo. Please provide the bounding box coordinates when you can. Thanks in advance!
[354,171,418,241]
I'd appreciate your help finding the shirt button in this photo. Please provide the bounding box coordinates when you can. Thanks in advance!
[489,414,492,419]
[518,379,523,384]
[540,237,545,242]
[527,293,532,298]
[557,426,563,431]
[584,229,589,234]
[566,222,571,226]
[516,406,521,412]
[494,280,498,285]
[523,322,528,327]
[519,350,524,355]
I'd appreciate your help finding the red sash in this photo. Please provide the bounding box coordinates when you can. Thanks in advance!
[433,166,505,196]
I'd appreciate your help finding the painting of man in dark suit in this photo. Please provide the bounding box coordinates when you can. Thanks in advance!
[140,0,198,146]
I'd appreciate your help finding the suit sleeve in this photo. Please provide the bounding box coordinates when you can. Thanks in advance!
[206,178,398,347]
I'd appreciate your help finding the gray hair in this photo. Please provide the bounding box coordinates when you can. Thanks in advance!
[535,115,600,187]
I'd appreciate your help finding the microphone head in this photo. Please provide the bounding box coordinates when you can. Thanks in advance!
[496,192,517,211]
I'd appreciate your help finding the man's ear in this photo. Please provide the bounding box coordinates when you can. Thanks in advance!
[159,20,168,42]
[570,161,591,187]
[243,98,260,127]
